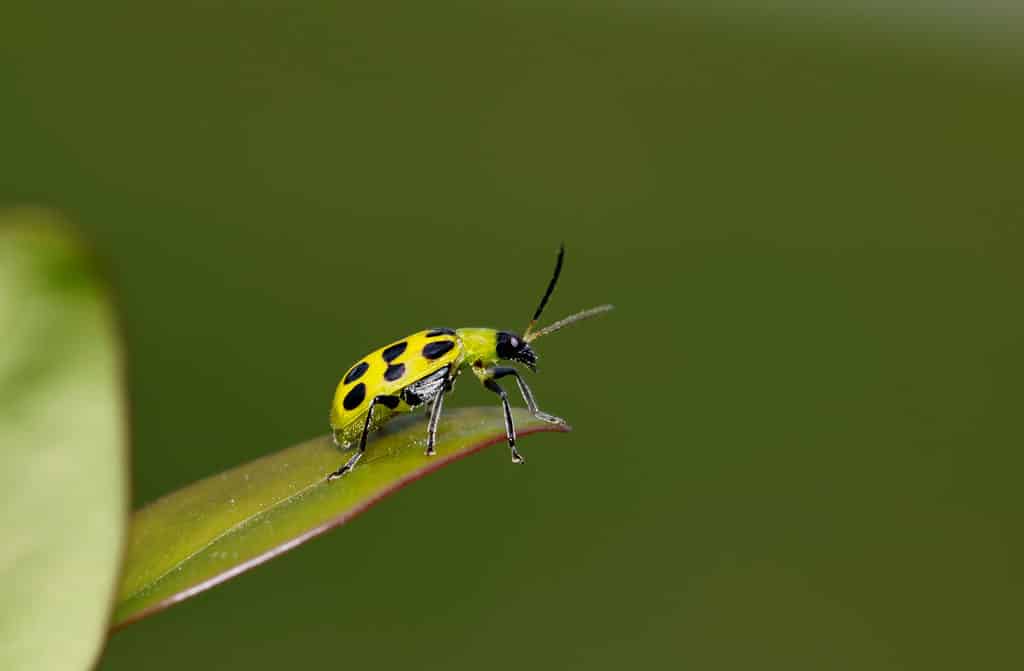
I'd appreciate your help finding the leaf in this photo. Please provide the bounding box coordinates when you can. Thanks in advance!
[112,407,568,628]
[0,210,128,671]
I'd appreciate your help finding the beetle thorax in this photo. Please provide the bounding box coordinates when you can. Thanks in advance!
[455,328,499,366]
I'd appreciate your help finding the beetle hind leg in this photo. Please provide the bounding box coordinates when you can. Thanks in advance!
[327,394,399,481]
[327,451,362,481]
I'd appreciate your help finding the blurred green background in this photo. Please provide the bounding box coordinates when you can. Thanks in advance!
[3,2,1022,669]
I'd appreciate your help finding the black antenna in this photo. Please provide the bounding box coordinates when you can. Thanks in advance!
[524,243,565,339]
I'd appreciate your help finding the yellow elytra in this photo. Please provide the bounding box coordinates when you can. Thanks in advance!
[327,245,612,481]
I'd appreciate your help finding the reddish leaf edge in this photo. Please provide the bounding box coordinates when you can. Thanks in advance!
[111,421,569,630]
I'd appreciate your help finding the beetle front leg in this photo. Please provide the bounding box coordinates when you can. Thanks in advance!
[483,379,525,464]
[491,366,566,425]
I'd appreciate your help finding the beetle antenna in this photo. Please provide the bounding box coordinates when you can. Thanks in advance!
[524,304,614,343]
[523,243,565,340]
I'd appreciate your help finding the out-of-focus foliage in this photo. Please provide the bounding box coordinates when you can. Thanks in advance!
[0,211,127,671]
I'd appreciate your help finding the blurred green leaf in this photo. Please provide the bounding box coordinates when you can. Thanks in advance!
[0,210,128,671]
[113,407,567,627]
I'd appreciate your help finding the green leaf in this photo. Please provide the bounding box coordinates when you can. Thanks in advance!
[0,210,128,671]
[113,407,567,627]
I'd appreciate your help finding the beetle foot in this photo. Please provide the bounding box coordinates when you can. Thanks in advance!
[327,452,362,482]
[535,411,566,425]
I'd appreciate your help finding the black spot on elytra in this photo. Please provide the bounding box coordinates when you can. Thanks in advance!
[382,341,407,362]
[377,395,400,409]
[384,363,406,382]
[422,340,455,360]
[343,382,366,410]
[426,328,456,337]
[343,361,369,384]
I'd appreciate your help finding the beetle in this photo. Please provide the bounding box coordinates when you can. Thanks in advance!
[327,244,612,481]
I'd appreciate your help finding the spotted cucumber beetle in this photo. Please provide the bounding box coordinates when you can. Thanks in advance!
[327,244,612,481]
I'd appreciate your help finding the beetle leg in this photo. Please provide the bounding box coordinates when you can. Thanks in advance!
[491,366,566,425]
[425,388,445,456]
[328,394,398,481]
[423,365,453,456]
[483,378,524,464]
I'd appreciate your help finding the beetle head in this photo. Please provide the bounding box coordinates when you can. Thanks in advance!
[496,331,537,371]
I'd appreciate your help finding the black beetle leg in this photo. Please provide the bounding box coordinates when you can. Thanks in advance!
[328,394,399,481]
[425,389,445,456]
[491,366,566,425]
[483,378,524,464]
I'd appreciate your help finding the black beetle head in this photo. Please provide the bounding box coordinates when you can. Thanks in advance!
[496,331,537,371]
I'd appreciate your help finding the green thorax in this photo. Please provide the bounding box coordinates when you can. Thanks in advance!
[455,327,500,371]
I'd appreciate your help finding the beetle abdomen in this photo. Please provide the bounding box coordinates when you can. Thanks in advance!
[330,329,463,434]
